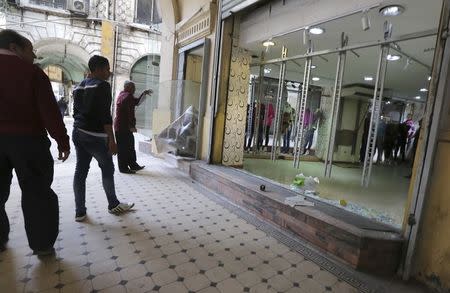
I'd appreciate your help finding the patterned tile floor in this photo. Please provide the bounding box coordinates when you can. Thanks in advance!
[1,120,428,293]
[1,150,361,293]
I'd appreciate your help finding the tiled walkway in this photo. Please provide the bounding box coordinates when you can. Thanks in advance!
[1,145,362,293]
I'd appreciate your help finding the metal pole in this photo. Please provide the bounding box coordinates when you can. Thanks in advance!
[293,57,312,168]
[271,46,288,161]
[291,88,302,140]
[252,58,265,153]
[325,54,342,177]
[324,51,346,177]
[293,60,309,167]
[361,45,389,187]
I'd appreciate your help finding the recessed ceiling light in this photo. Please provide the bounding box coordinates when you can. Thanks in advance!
[262,40,275,47]
[415,96,421,100]
[420,88,428,92]
[311,65,317,69]
[387,54,401,61]
[380,5,405,17]
[364,76,374,81]
[309,27,325,35]
[312,77,320,81]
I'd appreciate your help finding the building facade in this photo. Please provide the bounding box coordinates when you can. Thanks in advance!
[157,0,450,291]
[1,0,161,135]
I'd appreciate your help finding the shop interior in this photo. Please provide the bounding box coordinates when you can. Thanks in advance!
[241,0,442,228]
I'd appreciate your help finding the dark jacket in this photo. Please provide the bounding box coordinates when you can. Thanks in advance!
[73,78,113,133]
[0,51,69,151]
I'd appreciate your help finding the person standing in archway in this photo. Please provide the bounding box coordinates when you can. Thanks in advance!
[114,81,152,174]
[0,30,70,256]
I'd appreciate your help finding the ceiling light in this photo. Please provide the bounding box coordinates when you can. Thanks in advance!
[428,76,432,81]
[380,5,405,17]
[262,40,275,47]
[309,27,325,35]
[364,76,374,81]
[311,65,317,69]
[415,96,421,100]
[361,10,371,31]
[312,77,320,81]
[420,88,428,92]
[386,101,391,105]
[387,54,401,61]
[264,68,272,74]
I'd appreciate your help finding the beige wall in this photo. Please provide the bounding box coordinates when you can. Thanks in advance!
[177,0,213,21]
[414,134,450,291]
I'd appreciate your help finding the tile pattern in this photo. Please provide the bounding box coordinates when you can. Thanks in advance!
[1,156,361,293]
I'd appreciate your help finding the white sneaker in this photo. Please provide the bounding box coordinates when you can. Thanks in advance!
[75,213,87,222]
[109,202,135,214]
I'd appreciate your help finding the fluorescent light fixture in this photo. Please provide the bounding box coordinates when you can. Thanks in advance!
[387,54,401,61]
[420,88,428,92]
[428,76,432,81]
[364,76,374,81]
[312,77,320,81]
[380,5,405,16]
[309,27,325,35]
[415,96,421,100]
[361,10,371,31]
[311,65,317,69]
[264,68,271,74]
[262,40,275,47]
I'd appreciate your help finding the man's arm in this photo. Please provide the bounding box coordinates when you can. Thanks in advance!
[135,89,152,106]
[99,83,117,155]
[35,68,70,161]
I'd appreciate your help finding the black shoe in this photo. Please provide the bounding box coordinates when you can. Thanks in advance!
[119,169,136,174]
[75,212,87,222]
[129,165,145,171]
[33,247,55,258]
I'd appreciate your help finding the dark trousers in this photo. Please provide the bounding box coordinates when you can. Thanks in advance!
[395,140,407,161]
[73,128,120,214]
[116,131,138,171]
[0,135,59,251]
[264,126,271,147]
[303,129,315,154]
[246,124,264,150]
[282,130,291,153]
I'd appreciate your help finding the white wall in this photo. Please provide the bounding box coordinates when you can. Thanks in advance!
[239,0,380,47]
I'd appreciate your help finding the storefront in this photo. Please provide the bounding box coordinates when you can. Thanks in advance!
[206,0,450,284]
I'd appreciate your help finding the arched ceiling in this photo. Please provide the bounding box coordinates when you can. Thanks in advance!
[33,39,89,83]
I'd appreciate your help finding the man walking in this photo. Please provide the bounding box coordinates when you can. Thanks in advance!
[114,81,151,173]
[72,55,134,222]
[0,30,70,256]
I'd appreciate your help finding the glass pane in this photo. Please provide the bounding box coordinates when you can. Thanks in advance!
[131,54,160,137]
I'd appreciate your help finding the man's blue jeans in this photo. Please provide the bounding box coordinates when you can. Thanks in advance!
[72,128,120,214]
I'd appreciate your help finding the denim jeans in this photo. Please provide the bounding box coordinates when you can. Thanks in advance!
[72,128,120,214]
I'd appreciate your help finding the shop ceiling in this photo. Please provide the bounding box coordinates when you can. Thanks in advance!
[243,0,442,101]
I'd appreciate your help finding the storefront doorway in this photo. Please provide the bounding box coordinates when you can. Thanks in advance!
[240,0,442,229]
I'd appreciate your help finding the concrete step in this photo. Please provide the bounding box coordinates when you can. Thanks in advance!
[189,162,404,276]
